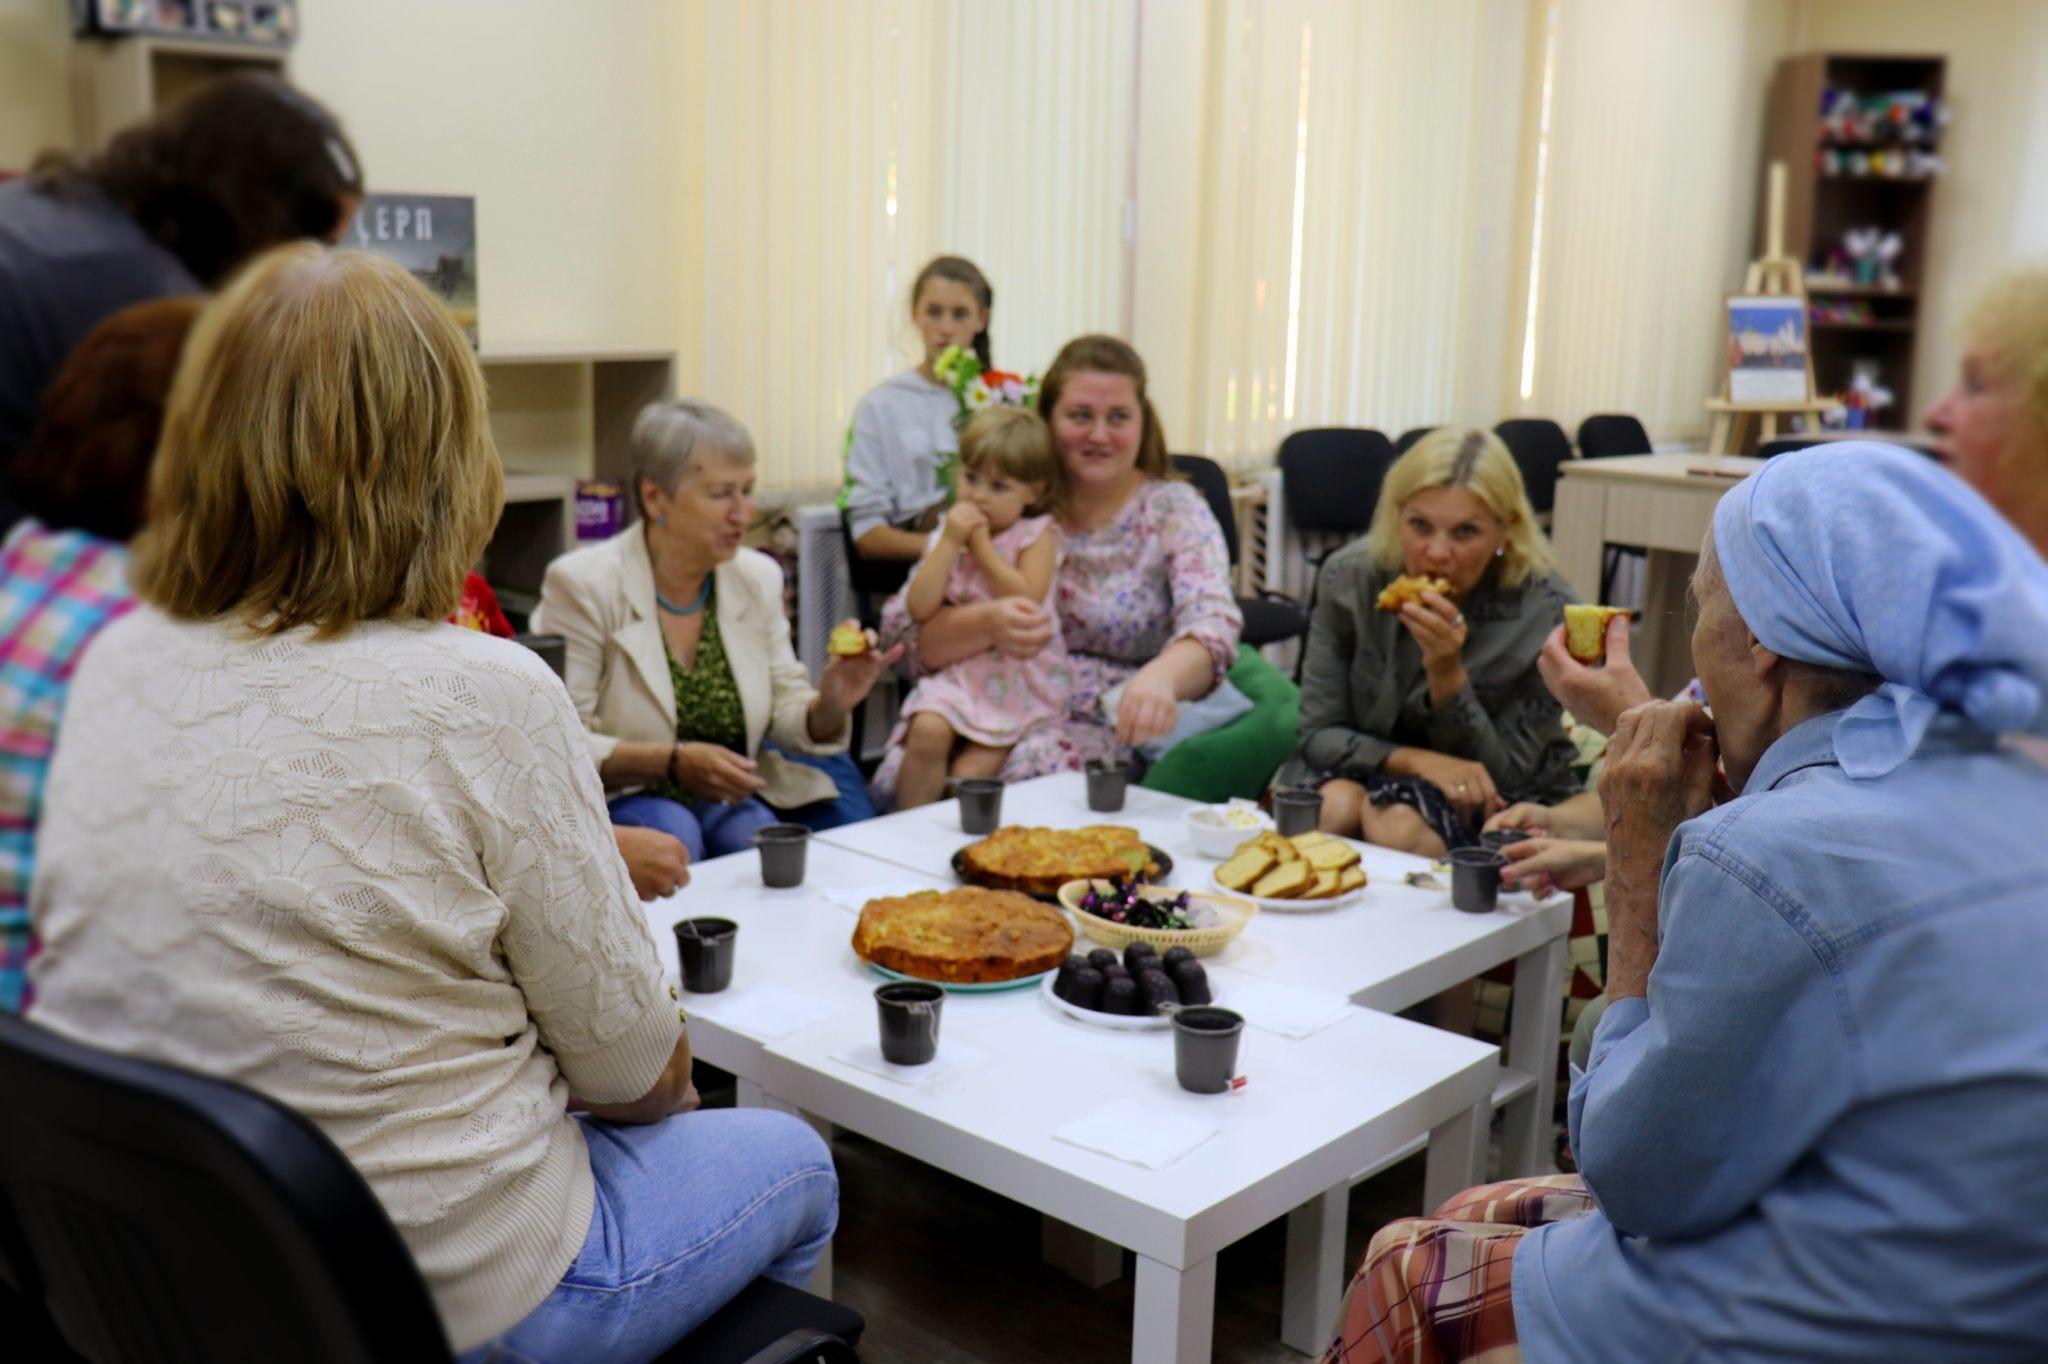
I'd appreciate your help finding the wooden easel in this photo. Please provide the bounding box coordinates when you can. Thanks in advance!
[1706,162,1833,454]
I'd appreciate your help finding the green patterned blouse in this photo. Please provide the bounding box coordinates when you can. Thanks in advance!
[644,587,748,803]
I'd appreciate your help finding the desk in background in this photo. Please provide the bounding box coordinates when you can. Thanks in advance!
[1552,453,1761,699]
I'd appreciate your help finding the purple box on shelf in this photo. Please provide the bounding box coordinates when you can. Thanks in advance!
[577,481,625,542]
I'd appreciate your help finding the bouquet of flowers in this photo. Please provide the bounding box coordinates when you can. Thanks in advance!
[933,345,1039,431]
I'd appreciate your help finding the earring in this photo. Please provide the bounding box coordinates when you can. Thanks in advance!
[655,516,668,526]
[1495,547,1504,557]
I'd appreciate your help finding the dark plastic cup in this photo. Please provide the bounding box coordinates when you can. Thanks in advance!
[1173,1006,1245,1094]
[1271,788,1322,838]
[1480,828,1532,852]
[675,917,737,993]
[1085,759,1130,813]
[754,823,811,888]
[1448,847,1507,913]
[957,779,1004,835]
[875,981,944,1065]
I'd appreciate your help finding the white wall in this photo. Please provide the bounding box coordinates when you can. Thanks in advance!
[0,0,78,169]
[290,0,701,367]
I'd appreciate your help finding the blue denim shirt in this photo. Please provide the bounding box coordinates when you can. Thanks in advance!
[1515,712,2048,1361]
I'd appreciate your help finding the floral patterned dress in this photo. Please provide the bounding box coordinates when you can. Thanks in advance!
[871,478,1242,805]
[895,515,1068,747]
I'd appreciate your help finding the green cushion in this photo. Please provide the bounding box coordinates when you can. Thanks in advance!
[1140,647,1301,803]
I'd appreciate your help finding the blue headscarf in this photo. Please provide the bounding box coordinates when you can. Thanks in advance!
[1712,443,2048,779]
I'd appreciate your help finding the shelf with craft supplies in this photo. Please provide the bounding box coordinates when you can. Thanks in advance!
[1764,51,1947,429]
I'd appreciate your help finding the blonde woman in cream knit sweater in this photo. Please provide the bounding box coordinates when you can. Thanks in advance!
[27,245,836,1361]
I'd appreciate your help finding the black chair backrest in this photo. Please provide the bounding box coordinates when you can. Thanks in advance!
[1575,414,1651,459]
[1276,427,1397,536]
[839,516,912,621]
[1492,418,1574,515]
[1393,426,1436,455]
[0,1013,452,1364]
[1171,454,1239,566]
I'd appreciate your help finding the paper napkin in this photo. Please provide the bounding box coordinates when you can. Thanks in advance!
[828,1039,985,1087]
[685,981,837,1041]
[1052,1098,1221,1170]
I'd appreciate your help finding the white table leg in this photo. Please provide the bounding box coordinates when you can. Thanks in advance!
[1041,1215,1124,1288]
[1280,1184,1348,1354]
[1499,933,1570,1178]
[735,1078,834,1144]
[1133,1252,1215,1364]
[1423,1100,1488,1212]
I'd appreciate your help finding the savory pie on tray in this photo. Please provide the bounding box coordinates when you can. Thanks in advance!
[851,887,1075,984]
[956,825,1163,897]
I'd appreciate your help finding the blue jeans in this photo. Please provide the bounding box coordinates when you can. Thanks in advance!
[609,749,875,862]
[460,1110,838,1363]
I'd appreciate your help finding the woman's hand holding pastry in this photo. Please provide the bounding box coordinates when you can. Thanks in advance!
[671,742,767,803]
[816,623,901,711]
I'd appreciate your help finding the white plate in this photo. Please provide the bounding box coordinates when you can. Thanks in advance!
[1208,868,1364,913]
[1038,972,1222,1031]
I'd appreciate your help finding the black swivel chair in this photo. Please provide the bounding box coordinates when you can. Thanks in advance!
[1574,414,1653,600]
[1574,414,1651,460]
[1171,454,1308,649]
[840,517,913,628]
[1393,425,1436,455]
[1276,427,1398,676]
[1492,418,1574,521]
[0,1012,862,1364]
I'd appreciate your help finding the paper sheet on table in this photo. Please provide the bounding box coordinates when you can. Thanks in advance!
[828,1039,985,1087]
[1211,972,1356,1039]
[1052,1098,1221,1171]
[818,879,946,916]
[685,981,837,1040]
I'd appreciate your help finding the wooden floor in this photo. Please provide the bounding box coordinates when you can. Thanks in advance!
[823,1129,1431,1364]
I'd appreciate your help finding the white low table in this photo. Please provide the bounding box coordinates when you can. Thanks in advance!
[760,968,1497,1363]
[814,773,1574,1178]
[643,824,1504,1360]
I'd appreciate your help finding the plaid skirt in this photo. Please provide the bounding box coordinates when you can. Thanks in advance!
[1323,1176,1596,1364]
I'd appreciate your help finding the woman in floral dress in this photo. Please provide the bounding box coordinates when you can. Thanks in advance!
[871,335,1241,805]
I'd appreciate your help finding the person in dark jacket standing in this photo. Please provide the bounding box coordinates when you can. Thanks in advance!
[0,73,362,518]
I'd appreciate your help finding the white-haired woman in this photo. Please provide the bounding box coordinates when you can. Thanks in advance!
[537,400,896,861]
[1278,426,1581,856]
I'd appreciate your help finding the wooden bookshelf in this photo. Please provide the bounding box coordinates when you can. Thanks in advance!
[1763,52,1946,424]
[69,34,287,151]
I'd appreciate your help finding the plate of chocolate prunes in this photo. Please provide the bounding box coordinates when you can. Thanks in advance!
[1039,942,1218,1031]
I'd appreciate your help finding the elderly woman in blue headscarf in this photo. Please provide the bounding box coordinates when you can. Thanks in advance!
[1323,444,2048,1364]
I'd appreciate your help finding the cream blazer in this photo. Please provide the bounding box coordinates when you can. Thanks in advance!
[534,528,846,810]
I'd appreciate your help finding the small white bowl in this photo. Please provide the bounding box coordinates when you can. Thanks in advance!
[1184,804,1274,859]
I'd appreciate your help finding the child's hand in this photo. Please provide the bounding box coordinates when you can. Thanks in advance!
[942,501,988,543]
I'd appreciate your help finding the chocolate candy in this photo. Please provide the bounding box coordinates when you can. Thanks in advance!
[1123,942,1160,977]
[1101,963,1130,984]
[1102,976,1140,1016]
[1162,946,1196,971]
[1069,966,1106,1011]
[1086,948,1119,973]
[1170,958,1211,1005]
[1052,956,1086,1000]
[1137,969,1180,1015]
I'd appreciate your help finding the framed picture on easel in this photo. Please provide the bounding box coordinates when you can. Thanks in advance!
[1724,294,1813,404]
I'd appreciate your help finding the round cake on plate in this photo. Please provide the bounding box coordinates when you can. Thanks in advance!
[852,887,1074,984]
[958,825,1160,897]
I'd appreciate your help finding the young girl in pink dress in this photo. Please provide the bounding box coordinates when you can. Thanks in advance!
[894,406,1071,808]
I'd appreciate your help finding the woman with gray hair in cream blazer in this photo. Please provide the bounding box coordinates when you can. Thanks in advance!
[538,400,897,860]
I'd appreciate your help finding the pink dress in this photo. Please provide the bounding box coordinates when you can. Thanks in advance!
[895,515,1069,747]
[870,480,1243,805]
